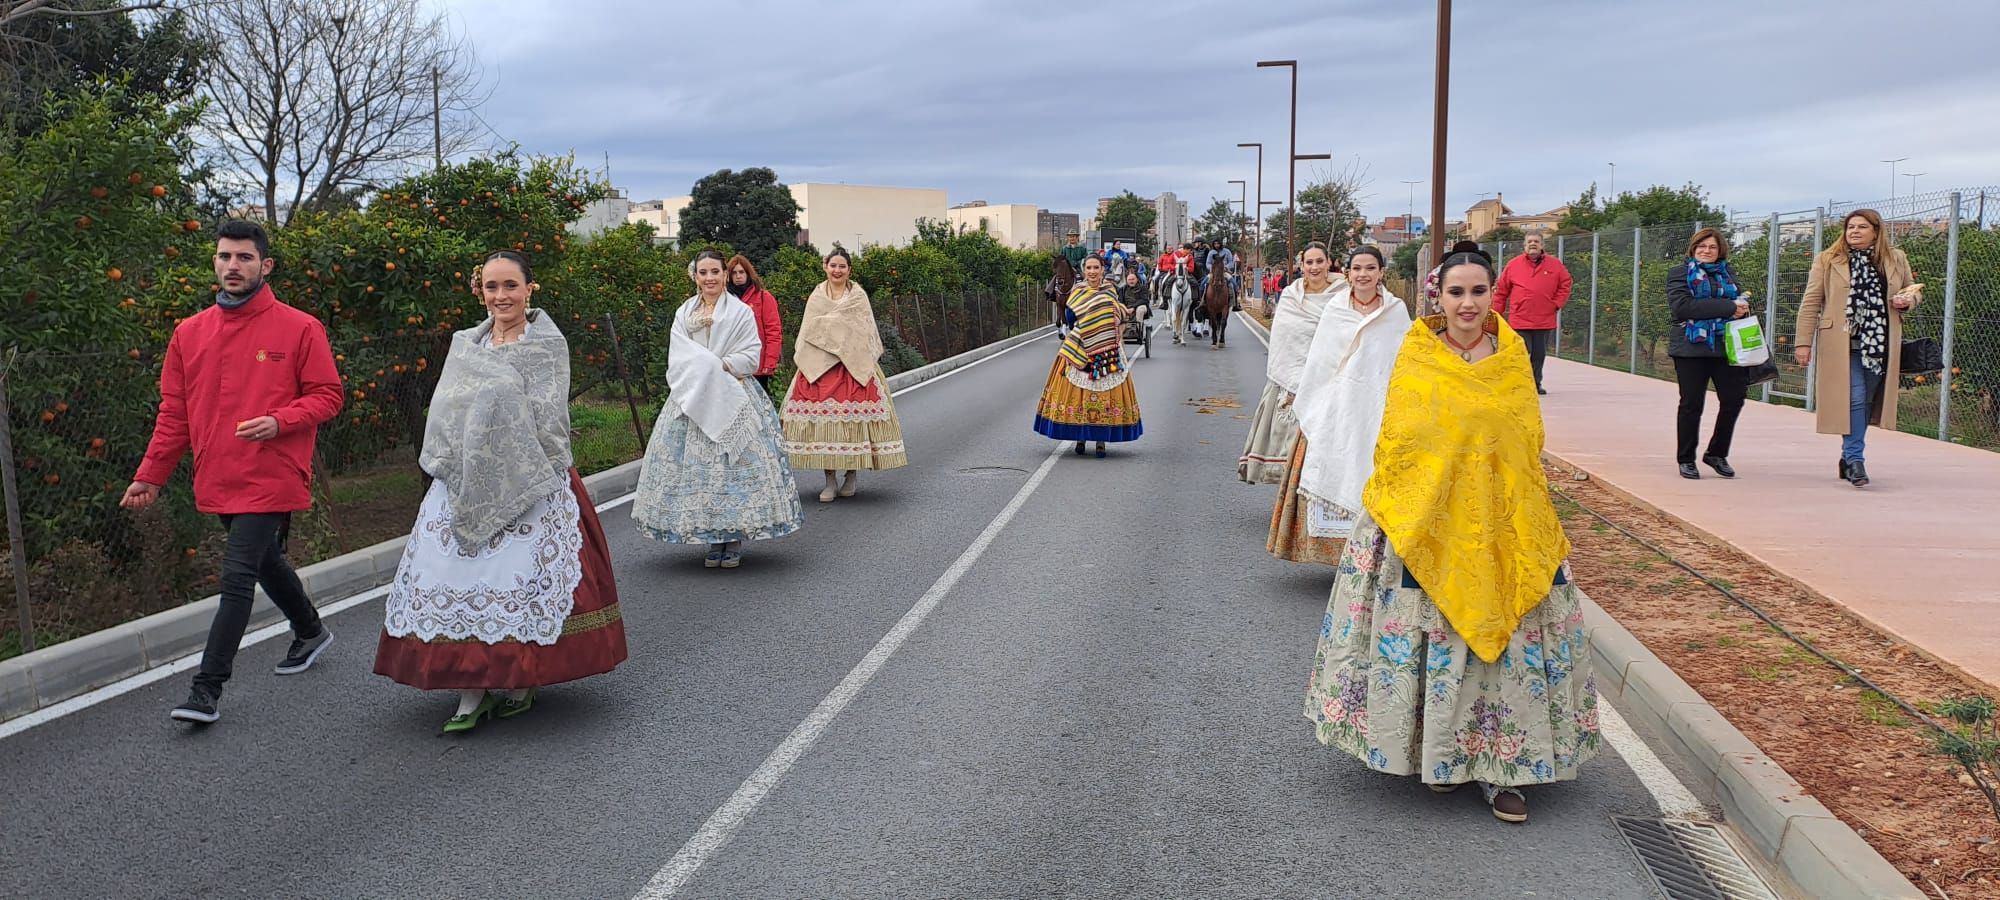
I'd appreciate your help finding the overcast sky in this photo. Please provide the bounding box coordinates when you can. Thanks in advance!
[443,0,1998,226]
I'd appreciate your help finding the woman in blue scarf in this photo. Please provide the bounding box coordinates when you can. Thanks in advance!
[1666,228,1753,480]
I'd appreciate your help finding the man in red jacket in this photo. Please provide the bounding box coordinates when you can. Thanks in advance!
[1491,233,1572,394]
[122,220,345,724]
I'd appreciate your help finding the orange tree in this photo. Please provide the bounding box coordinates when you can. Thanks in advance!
[1,81,212,629]
[555,222,691,402]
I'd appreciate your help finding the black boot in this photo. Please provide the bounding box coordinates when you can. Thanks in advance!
[1678,462,1701,480]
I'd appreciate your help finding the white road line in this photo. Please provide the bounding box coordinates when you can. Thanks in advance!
[1598,700,1706,818]
[889,329,1054,398]
[1237,311,1271,350]
[633,444,1067,899]
[0,336,1025,739]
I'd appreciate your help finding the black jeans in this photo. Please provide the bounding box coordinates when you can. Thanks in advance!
[1673,355,1748,464]
[1518,328,1556,389]
[193,512,322,693]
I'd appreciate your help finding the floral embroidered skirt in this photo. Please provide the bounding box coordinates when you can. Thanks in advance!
[1267,433,1344,565]
[1032,357,1143,443]
[374,469,627,690]
[1303,514,1602,787]
[1237,379,1298,484]
[633,383,805,545]
[781,364,909,471]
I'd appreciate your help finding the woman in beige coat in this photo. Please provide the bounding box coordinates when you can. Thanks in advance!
[1794,209,1922,487]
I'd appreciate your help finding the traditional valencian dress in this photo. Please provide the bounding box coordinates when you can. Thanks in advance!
[1032,282,1143,445]
[632,293,804,546]
[1238,276,1343,483]
[781,281,908,470]
[1304,312,1601,792]
[1269,282,1409,564]
[375,311,627,690]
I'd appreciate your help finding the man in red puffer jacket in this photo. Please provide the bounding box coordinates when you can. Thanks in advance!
[1491,232,1572,394]
[124,220,345,725]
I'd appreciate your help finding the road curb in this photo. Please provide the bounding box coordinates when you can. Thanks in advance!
[1583,594,1921,898]
[0,330,1048,724]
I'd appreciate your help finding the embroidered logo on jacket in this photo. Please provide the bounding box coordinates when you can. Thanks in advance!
[257,350,288,362]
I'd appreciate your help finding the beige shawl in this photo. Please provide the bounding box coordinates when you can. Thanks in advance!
[794,281,885,386]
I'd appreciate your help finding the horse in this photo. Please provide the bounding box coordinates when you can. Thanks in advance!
[1202,262,1232,348]
[1046,255,1077,333]
[1167,272,1195,345]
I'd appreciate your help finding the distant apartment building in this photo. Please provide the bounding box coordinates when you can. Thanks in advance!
[1155,192,1188,249]
[945,201,1041,249]
[791,182,947,251]
[627,196,693,246]
[1464,194,1567,239]
[569,191,632,239]
[1037,211,1082,250]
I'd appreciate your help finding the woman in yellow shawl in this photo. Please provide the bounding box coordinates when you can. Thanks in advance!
[1302,248,1600,825]
[781,248,908,502]
[1033,255,1143,456]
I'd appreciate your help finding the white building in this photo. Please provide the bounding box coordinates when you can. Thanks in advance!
[945,201,1041,249]
[1155,192,1188,249]
[569,192,632,239]
[791,182,947,250]
[627,196,693,246]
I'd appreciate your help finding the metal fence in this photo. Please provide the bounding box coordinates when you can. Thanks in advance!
[1480,187,2000,453]
[0,285,1046,658]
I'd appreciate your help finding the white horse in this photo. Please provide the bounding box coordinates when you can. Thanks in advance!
[1168,273,1195,345]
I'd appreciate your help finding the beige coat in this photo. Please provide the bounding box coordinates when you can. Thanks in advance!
[1795,247,1915,435]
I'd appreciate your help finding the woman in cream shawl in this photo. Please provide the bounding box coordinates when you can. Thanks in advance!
[1303,248,1600,825]
[781,248,908,503]
[1238,242,1344,484]
[375,251,627,733]
[633,250,804,568]
[1032,255,1143,457]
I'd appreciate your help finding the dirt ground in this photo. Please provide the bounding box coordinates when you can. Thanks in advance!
[1547,459,2000,898]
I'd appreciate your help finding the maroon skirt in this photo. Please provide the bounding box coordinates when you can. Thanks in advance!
[374,468,629,690]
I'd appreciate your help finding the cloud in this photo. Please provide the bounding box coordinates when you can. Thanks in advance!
[438,0,2000,225]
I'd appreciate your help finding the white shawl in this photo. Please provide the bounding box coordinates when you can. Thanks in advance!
[1293,283,1411,514]
[1265,275,1347,392]
[667,293,760,461]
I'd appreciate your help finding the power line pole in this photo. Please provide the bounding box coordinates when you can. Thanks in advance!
[431,67,443,171]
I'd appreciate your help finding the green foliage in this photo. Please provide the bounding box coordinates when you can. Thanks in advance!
[1561,182,1727,234]
[1482,225,1527,244]
[1098,190,1158,255]
[677,167,802,271]
[1193,199,1248,250]
[1390,238,1425,280]
[1929,695,2000,823]
[1,4,209,136]
[1261,177,1366,265]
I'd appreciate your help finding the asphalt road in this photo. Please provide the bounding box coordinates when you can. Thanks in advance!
[0,319,1678,899]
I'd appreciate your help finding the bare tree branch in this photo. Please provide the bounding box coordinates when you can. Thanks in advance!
[191,0,485,225]
[0,0,171,26]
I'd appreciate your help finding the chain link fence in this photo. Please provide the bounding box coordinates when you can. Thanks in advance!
[1477,186,2000,454]
[0,284,1047,658]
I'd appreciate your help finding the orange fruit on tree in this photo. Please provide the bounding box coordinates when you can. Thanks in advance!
[44,473,60,485]
[40,410,55,423]
[150,184,167,198]
[127,349,141,359]
[106,267,124,281]
[90,186,110,199]
[128,172,144,185]
[77,214,93,229]
[384,261,396,271]
[164,246,179,258]
[185,219,202,232]
[90,438,106,449]
[54,402,67,413]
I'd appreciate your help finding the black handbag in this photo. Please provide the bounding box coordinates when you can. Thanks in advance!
[1743,358,1780,386]
[1901,337,1943,376]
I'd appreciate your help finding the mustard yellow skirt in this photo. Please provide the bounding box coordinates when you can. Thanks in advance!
[1032,357,1143,442]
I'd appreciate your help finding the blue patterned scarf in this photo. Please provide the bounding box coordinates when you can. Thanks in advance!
[1681,257,1737,347]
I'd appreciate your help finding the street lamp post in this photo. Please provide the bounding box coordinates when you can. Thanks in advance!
[1881,157,1909,213]
[1256,59,1303,270]
[1427,0,1453,272]
[1228,180,1248,249]
[1400,179,1423,242]
[1237,142,1264,271]
[1906,172,1926,202]
[1607,162,1616,199]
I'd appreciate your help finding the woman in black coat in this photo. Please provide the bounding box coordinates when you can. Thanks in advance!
[1666,228,1754,480]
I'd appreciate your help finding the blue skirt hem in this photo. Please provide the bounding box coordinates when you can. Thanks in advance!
[1032,417,1143,443]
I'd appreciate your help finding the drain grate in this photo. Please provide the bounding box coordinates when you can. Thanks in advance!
[1613,816,1779,900]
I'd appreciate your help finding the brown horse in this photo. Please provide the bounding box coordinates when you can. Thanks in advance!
[1047,255,1077,328]
[1202,269,1232,348]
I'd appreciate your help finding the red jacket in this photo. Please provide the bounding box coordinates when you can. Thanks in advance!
[739,285,783,377]
[134,286,345,514]
[1491,253,1573,330]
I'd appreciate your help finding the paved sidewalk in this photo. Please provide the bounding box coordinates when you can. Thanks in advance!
[1538,359,2000,691]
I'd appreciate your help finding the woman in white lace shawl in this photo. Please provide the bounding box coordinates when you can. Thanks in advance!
[375,251,628,733]
[633,250,804,568]
[1238,242,1343,484]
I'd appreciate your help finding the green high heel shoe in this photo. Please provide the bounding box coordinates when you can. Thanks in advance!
[442,692,500,733]
[496,687,538,720]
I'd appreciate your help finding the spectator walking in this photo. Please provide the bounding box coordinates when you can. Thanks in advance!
[1490,233,1570,393]
[124,220,345,725]
[1795,209,1923,488]
[727,255,783,392]
[1666,229,1753,480]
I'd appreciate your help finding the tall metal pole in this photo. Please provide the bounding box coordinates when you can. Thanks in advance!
[1401,179,1422,243]
[1239,143,1264,272]
[1880,157,1907,214]
[0,350,34,653]
[1940,192,1962,442]
[1427,1,1452,273]
[1630,225,1642,373]
[431,67,443,171]
[1763,213,1780,402]
[1257,60,1301,271]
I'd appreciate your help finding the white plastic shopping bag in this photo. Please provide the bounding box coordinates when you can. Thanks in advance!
[1724,316,1770,367]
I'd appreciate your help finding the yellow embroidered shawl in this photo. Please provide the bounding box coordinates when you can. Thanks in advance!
[1057,283,1124,378]
[1361,313,1571,664]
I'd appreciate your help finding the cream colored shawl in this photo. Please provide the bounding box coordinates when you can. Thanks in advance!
[1266,275,1347,392]
[667,293,759,460]
[794,281,885,386]
[1293,283,1411,515]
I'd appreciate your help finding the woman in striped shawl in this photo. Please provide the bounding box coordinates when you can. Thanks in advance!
[1032,256,1143,457]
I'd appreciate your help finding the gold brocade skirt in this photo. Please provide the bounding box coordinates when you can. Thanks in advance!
[1031,357,1143,443]
[1267,432,1344,566]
